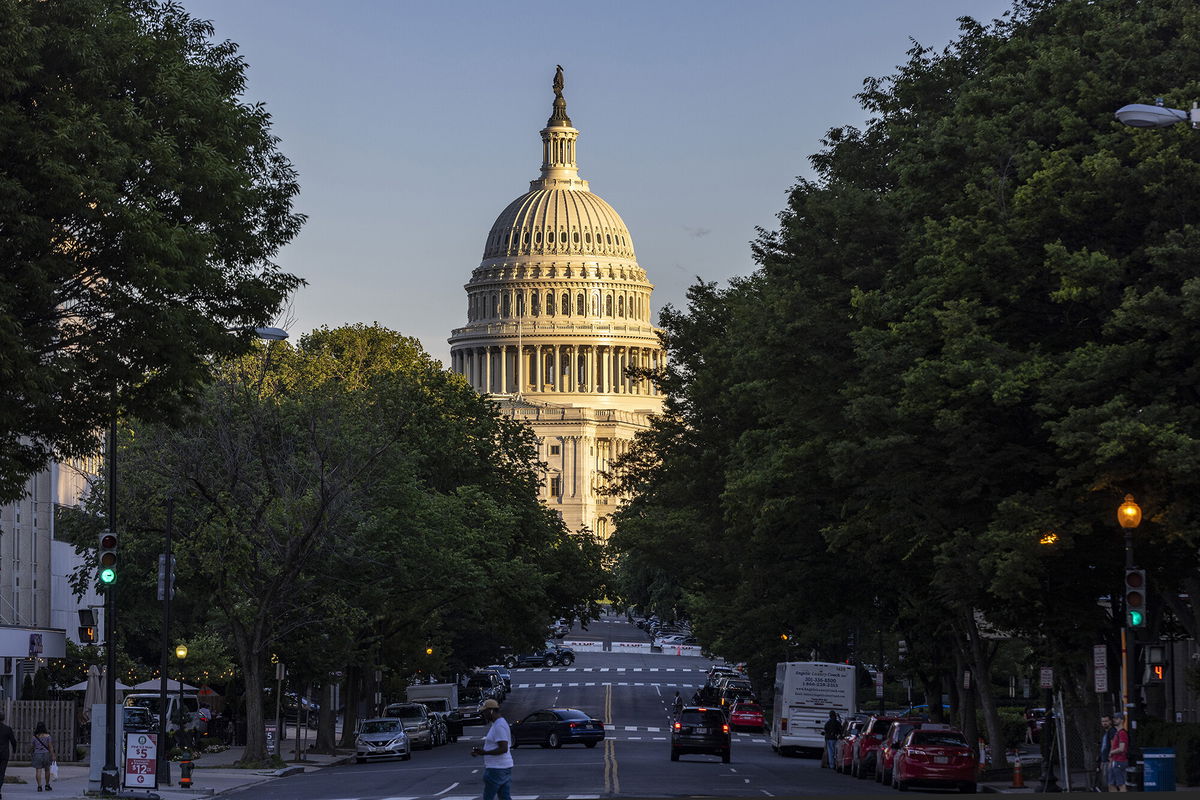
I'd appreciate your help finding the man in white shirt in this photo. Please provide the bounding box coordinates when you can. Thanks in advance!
[471,698,513,800]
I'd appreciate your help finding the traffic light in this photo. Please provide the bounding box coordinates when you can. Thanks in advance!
[98,531,118,584]
[1125,568,1147,627]
[158,553,176,600]
[78,626,96,643]
[1148,664,1166,683]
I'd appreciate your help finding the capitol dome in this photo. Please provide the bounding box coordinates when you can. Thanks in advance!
[483,188,636,261]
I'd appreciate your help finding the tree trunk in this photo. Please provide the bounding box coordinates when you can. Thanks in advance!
[311,679,337,754]
[240,652,267,762]
[338,664,361,749]
[963,615,1006,768]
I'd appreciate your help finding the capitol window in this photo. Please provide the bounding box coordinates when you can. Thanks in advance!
[573,232,580,244]
[605,295,613,316]
[536,231,542,244]
[585,232,591,243]
[549,444,560,455]
[546,292,555,315]
[618,296,625,317]
[606,234,612,244]
[576,294,584,315]
[560,231,567,243]
[561,292,569,315]
[532,294,540,315]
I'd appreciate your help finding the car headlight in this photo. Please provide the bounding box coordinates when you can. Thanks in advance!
[389,737,406,746]
[355,737,366,747]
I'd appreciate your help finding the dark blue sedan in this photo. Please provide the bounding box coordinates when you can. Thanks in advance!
[511,708,605,748]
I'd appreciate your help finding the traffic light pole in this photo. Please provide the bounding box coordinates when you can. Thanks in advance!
[1123,528,1134,728]
[102,417,118,793]
[159,499,173,786]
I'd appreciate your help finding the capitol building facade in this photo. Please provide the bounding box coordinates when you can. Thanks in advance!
[448,70,664,541]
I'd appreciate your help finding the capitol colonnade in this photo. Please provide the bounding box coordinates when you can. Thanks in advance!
[448,68,664,541]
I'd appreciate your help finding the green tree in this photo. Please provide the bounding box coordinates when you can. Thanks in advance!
[0,0,303,502]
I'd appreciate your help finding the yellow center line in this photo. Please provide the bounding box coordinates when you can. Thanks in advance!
[604,684,619,793]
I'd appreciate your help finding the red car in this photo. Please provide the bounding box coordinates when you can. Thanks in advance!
[852,715,903,779]
[892,726,976,793]
[728,701,765,732]
[834,718,866,773]
[877,721,952,784]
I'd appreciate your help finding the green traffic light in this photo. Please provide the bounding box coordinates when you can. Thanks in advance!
[1129,609,1145,627]
[100,568,116,584]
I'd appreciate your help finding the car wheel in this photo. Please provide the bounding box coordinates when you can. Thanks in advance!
[897,780,909,791]
[585,741,597,748]
[425,739,433,750]
[671,749,680,762]
[545,655,558,667]
[355,757,365,764]
[851,760,858,778]
[548,732,562,749]
[960,783,977,794]
[858,757,871,779]
[403,753,412,761]
[561,655,575,666]
[722,750,730,764]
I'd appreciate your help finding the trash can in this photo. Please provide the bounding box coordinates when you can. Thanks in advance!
[1142,747,1176,792]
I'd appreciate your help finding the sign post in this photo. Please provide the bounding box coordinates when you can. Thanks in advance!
[123,732,158,790]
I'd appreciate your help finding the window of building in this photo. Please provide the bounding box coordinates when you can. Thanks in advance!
[491,295,498,317]
[549,444,560,455]
[560,231,567,243]
[618,296,625,317]
[591,294,599,315]
[605,295,613,316]
[502,294,511,317]
[585,232,592,244]
[535,231,542,244]
[532,293,540,315]
[550,476,562,497]
[546,293,555,315]
[573,231,580,244]
[561,293,569,316]
[576,294,584,315]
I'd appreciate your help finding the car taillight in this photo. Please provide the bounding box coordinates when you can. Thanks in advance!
[907,748,930,762]
[781,719,788,731]
[722,723,729,733]
[674,721,681,730]
[569,722,578,728]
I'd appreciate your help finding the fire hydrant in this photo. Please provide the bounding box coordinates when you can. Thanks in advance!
[179,750,195,788]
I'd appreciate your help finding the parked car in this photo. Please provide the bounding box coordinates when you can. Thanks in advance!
[511,708,605,748]
[462,672,504,703]
[877,720,929,784]
[671,706,731,763]
[892,726,976,792]
[472,669,508,701]
[355,718,411,762]
[504,642,576,668]
[728,701,765,733]
[834,717,868,773]
[486,664,513,692]
[548,619,571,639]
[719,686,757,709]
[455,686,486,725]
[852,715,903,778]
[382,702,436,750]
[123,706,155,732]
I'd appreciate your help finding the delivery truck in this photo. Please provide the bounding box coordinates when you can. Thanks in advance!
[404,683,462,740]
[771,661,857,756]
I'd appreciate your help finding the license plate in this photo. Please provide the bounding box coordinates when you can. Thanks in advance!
[695,727,708,734]
[934,756,949,764]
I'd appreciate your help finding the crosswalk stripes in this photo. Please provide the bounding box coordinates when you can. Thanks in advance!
[335,796,602,800]
[515,681,701,689]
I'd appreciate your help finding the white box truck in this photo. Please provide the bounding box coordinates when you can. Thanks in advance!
[404,683,462,741]
[771,661,857,756]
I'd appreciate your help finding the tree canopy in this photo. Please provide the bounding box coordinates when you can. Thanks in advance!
[0,0,304,502]
[609,0,1200,760]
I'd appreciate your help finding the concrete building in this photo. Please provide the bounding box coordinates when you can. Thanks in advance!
[449,70,665,540]
[0,455,103,697]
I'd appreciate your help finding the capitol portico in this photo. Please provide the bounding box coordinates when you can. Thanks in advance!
[449,68,664,540]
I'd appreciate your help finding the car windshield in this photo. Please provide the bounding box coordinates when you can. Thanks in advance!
[680,709,726,726]
[360,720,402,735]
[734,704,762,713]
[385,705,425,720]
[889,724,916,743]
[460,688,483,702]
[911,731,968,747]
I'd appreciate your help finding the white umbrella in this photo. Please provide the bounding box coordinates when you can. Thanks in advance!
[83,665,104,708]
[129,678,199,693]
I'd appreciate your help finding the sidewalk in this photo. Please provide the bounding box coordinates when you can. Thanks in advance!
[6,742,353,799]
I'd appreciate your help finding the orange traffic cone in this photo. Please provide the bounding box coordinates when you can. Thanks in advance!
[1011,754,1025,788]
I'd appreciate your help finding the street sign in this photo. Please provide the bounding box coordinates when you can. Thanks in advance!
[265,723,279,756]
[1039,666,1053,689]
[1094,645,1107,669]
[874,670,884,698]
[963,670,972,690]
[123,732,158,789]
[1095,666,1108,693]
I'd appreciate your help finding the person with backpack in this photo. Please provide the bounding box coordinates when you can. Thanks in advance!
[822,710,841,768]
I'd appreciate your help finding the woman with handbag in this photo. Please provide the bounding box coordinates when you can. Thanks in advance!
[30,721,55,791]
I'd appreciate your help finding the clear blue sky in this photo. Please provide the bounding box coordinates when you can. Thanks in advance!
[181,0,1017,364]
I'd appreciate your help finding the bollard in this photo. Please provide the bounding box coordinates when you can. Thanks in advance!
[1011,753,1025,788]
[179,749,195,789]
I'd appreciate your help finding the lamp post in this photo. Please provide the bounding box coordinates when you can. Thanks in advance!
[175,644,188,751]
[1117,494,1142,725]
[101,415,119,793]
[1115,100,1200,129]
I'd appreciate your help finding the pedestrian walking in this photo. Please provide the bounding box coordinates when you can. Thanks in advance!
[1107,713,1129,792]
[822,710,841,768]
[0,711,17,797]
[471,698,513,800]
[1096,713,1115,791]
[30,720,55,791]
[672,691,683,716]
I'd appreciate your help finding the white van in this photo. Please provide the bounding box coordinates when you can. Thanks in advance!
[122,693,202,734]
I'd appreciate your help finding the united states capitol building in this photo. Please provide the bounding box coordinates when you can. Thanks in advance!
[449,69,664,541]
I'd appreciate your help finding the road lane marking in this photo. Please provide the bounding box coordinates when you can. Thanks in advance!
[434,784,459,795]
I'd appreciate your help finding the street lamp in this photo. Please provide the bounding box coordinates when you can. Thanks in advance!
[175,644,188,750]
[1117,494,1143,725]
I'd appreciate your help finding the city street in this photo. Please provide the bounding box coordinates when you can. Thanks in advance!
[227,616,893,799]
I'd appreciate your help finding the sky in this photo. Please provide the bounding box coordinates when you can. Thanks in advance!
[180,0,1018,365]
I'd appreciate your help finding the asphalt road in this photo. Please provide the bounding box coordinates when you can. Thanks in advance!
[227,614,896,799]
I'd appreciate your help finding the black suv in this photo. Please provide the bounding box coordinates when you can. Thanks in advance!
[504,642,575,668]
[671,706,730,763]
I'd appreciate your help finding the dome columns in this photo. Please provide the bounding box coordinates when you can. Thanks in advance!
[452,343,663,398]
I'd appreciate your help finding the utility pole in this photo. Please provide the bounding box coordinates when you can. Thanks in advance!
[101,416,118,793]
[158,498,174,786]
